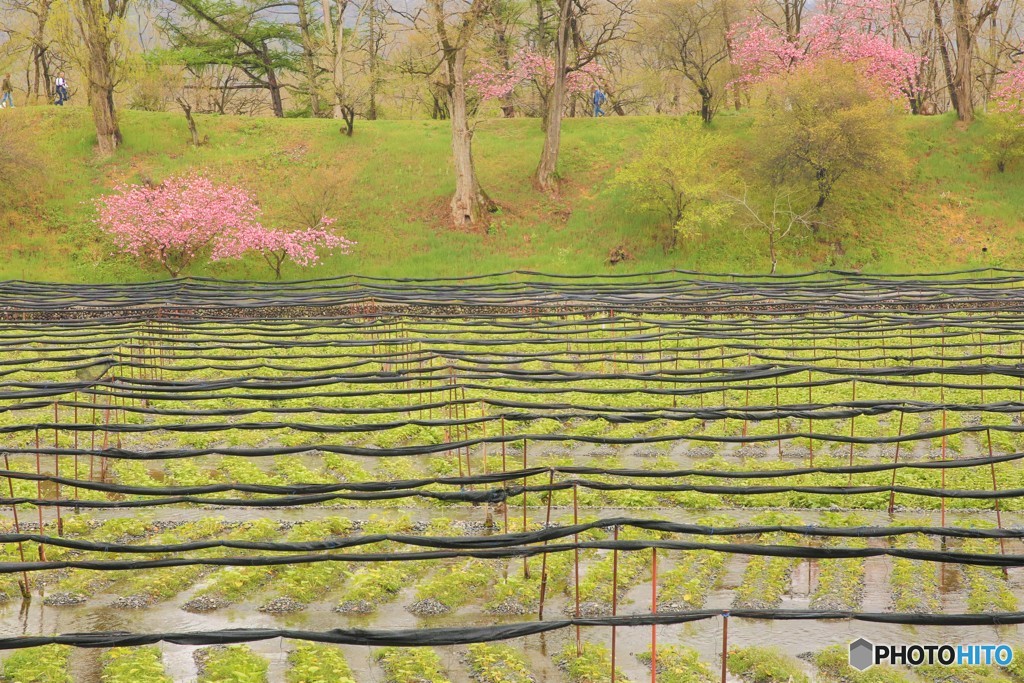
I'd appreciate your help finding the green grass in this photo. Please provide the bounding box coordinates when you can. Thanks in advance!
[3,106,1023,282]
[0,644,71,683]
[195,645,268,683]
[727,646,810,683]
[101,647,171,683]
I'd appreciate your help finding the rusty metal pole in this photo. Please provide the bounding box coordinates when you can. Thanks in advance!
[888,412,905,516]
[538,468,555,620]
[721,610,730,683]
[611,525,619,683]
[573,482,581,655]
[34,428,43,538]
[848,380,857,474]
[73,392,79,502]
[807,370,814,466]
[502,416,508,535]
[775,375,782,457]
[523,439,529,579]
[52,402,61,536]
[987,429,1008,577]
[650,547,658,683]
[4,453,31,597]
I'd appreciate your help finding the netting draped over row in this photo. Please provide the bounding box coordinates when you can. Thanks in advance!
[3,271,1024,670]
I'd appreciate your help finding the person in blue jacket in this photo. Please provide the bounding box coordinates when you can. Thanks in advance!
[593,88,606,117]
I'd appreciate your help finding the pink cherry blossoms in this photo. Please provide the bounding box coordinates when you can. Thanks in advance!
[469,49,605,102]
[730,0,920,101]
[993,64,1024,117]
[96,174,354,278]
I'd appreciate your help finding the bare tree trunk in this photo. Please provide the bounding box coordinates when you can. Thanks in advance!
[930,0,960,115]
[341,105,355,136]
[296,0,321,116]
[177,97,200,146]
[536,0,571,191]
[329,0,349,119]
[721,0,741,111]
[265,61,285,117]
[700,88,713,123]
[79,0,122,154]
[448,48,491,225]
[951,0,975,121]
[494,17,514,117]
[367,0,381,119]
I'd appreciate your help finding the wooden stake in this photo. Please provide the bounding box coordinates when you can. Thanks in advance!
[888,412,905,516]
[573,482,581,655]
[987,429,1008,576]
[650,547,658,683]
[523,439,529,579]
[537,468,555,620]
[721,610,730,683]
[3,452,31,597]
[611,525,619,683]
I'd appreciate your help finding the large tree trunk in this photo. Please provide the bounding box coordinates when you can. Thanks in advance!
[80,0,121,154]
[265,61,285,117]
[930,0,960,116]
[951,0,974,122]
[89,76,120,154]
[536,0,571,191]
[448,48,491,226]
[296,0,321,116]
[700,87,713,124]
[367,0,381,119]
[494,18,514,117]
[330,0,347,119]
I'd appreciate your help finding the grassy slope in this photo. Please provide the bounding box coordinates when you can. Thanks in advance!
[1,105,1022,282]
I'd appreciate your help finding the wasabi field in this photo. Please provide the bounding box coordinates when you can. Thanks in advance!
[1,272,1023,682]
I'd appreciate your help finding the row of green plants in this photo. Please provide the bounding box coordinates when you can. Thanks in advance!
[809,513,867,611]
[888,519,941,614]
[731,512,803,609]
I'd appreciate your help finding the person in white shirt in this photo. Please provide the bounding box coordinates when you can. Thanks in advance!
[55,73,68,106]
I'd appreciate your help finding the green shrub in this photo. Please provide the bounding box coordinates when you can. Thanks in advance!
[374,648,451,683]
[815,645,910,683]
[1,644,71,683]
[196,645,268,683]
[286,643,356,683]
[465,644,534,683]
[101,647,171,683]
[727,646,809,683]
[637,646,715,683]
[555,642,631,683]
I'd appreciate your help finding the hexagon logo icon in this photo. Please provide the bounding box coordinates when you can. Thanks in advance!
[849,638,875,671]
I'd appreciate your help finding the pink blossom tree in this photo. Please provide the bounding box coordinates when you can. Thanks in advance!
[469,49,605,108]
[216,218,355,279]
[96,174,354,278]
[730,0,921,104]
[993,64,1024,117]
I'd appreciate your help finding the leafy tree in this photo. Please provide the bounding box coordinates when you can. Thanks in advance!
[752,60,906,210]
[613,116,733,248]
[414,0,495,226]
[985,65,1024,173]
[984,114,1024,173]
[162,0,302,117]
[54,0,133,153]
[640,0,732,124]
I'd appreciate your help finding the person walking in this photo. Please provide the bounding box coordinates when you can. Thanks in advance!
[592,88,607,117]
[55,73,68,106]
[0,74,13,109]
